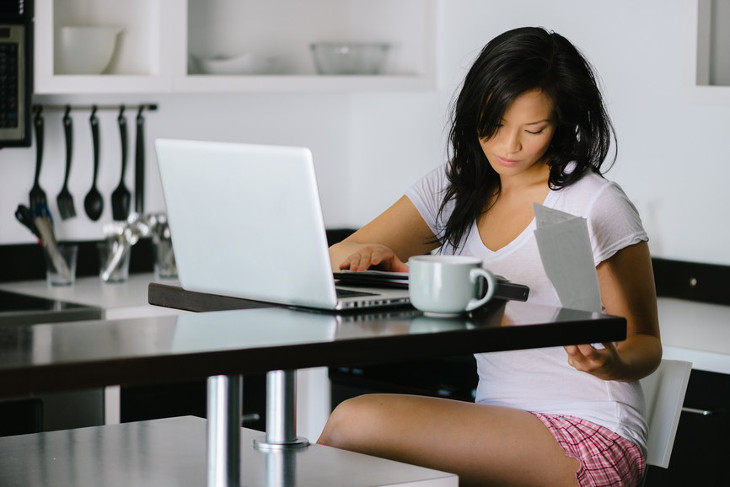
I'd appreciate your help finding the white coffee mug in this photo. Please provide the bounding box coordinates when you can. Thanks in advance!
[408,255,497,316]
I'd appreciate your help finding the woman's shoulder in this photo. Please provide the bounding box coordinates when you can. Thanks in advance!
[558,170,626,200]
[405,163,453,230]
[552,170,637,216]
[553,170,647,263]
[566,169,613,191]
[409,163,450,194]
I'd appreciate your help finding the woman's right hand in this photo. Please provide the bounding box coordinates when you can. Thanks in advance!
[328,195,437,273]
[338,243,409,272]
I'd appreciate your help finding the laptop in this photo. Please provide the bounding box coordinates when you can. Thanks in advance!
[154,138,411,311]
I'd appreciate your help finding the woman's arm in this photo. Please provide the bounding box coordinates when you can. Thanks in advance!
[330,196,439,272]
[565,241,662,381]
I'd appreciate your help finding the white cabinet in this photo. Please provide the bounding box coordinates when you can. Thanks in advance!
[35,0,177,93]
[35,0,440,94]
[690,0,730,102]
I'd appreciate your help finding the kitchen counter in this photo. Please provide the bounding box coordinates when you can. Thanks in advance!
[0,274,190,428]
[658,297,730,374]
[0,416,457,487]
[0,273,189,320]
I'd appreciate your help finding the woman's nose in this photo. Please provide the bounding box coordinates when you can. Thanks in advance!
[500,128,522,154]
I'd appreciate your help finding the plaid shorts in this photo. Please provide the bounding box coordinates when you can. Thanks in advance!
[531,412,646,487]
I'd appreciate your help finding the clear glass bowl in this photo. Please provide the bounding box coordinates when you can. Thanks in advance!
[194,53,277,75]
[310,42,390,75]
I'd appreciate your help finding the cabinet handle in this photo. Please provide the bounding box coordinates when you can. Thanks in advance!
[681,407,714,416]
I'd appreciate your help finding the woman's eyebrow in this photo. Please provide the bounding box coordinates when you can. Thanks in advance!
[524,119,551,126]
[500,118,551,126]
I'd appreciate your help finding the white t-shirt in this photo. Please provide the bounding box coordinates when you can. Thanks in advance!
[405,164,650,452]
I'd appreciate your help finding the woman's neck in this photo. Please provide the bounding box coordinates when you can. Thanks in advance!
[498,162,550,195]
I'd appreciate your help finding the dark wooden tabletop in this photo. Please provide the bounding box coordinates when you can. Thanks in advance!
[0,295,625,397]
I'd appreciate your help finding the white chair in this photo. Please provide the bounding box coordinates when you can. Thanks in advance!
[639,359,692,468]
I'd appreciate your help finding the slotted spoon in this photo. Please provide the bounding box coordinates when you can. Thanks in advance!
[56,105,77,219]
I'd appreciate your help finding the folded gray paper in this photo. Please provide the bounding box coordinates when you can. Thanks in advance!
[533,203,602,313]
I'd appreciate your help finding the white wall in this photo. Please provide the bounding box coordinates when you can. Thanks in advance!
[1,0,728,266]
[350,0,730,266]
[0,92,354,243]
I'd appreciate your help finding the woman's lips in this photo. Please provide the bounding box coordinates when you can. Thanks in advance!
[495,155,519,167]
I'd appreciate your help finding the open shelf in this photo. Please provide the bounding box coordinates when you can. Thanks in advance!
[35,0,440,94]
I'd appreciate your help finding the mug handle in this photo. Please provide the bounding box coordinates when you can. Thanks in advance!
[465,268,497,312]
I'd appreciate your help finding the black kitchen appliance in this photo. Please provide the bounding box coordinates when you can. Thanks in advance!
[0,0,33,147]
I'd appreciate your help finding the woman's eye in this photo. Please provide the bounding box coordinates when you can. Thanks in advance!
[526,128,546,135]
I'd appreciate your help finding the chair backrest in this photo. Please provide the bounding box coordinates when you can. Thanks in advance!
[639,359,692,468]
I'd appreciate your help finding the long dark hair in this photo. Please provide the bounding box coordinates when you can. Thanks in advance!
[438,26,616,250]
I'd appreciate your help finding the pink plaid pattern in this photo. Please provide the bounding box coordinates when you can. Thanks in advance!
[531,412,646,487]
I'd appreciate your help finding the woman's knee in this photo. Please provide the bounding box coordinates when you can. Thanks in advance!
[317,394,388,450]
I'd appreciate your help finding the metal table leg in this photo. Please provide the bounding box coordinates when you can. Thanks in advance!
[263,449,298,487]
[254,370,309,451]
[207,374,243,487]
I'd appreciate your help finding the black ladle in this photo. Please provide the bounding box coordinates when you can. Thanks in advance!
[111,105,131,220]
[84,105,104,221]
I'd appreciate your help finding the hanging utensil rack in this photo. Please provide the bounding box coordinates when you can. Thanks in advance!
[32,103,158,113]
[27,102,157,222]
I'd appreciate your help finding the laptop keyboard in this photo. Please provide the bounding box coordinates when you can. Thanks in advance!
[336,287,378,298]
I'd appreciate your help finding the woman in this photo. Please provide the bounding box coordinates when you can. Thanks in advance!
[318,27,661,487]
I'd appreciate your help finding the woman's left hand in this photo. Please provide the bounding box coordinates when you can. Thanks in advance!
[564,342,623,381]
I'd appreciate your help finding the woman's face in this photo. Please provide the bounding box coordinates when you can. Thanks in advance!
[479,89,556,180]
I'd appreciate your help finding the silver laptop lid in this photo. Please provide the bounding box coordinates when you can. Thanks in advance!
[155,138,340,309]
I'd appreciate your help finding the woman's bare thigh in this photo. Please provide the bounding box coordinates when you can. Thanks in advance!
[318,393,579,487]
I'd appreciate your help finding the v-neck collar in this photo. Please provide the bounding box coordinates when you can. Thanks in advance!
[471,188,557,255]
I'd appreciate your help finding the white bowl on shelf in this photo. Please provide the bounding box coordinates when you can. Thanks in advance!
[55,26,123,75]
[194,53,277,75]
[310,42,390,75]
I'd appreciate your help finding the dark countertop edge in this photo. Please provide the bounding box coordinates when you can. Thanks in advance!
[0,317,625,397]
[0,307,103,326]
